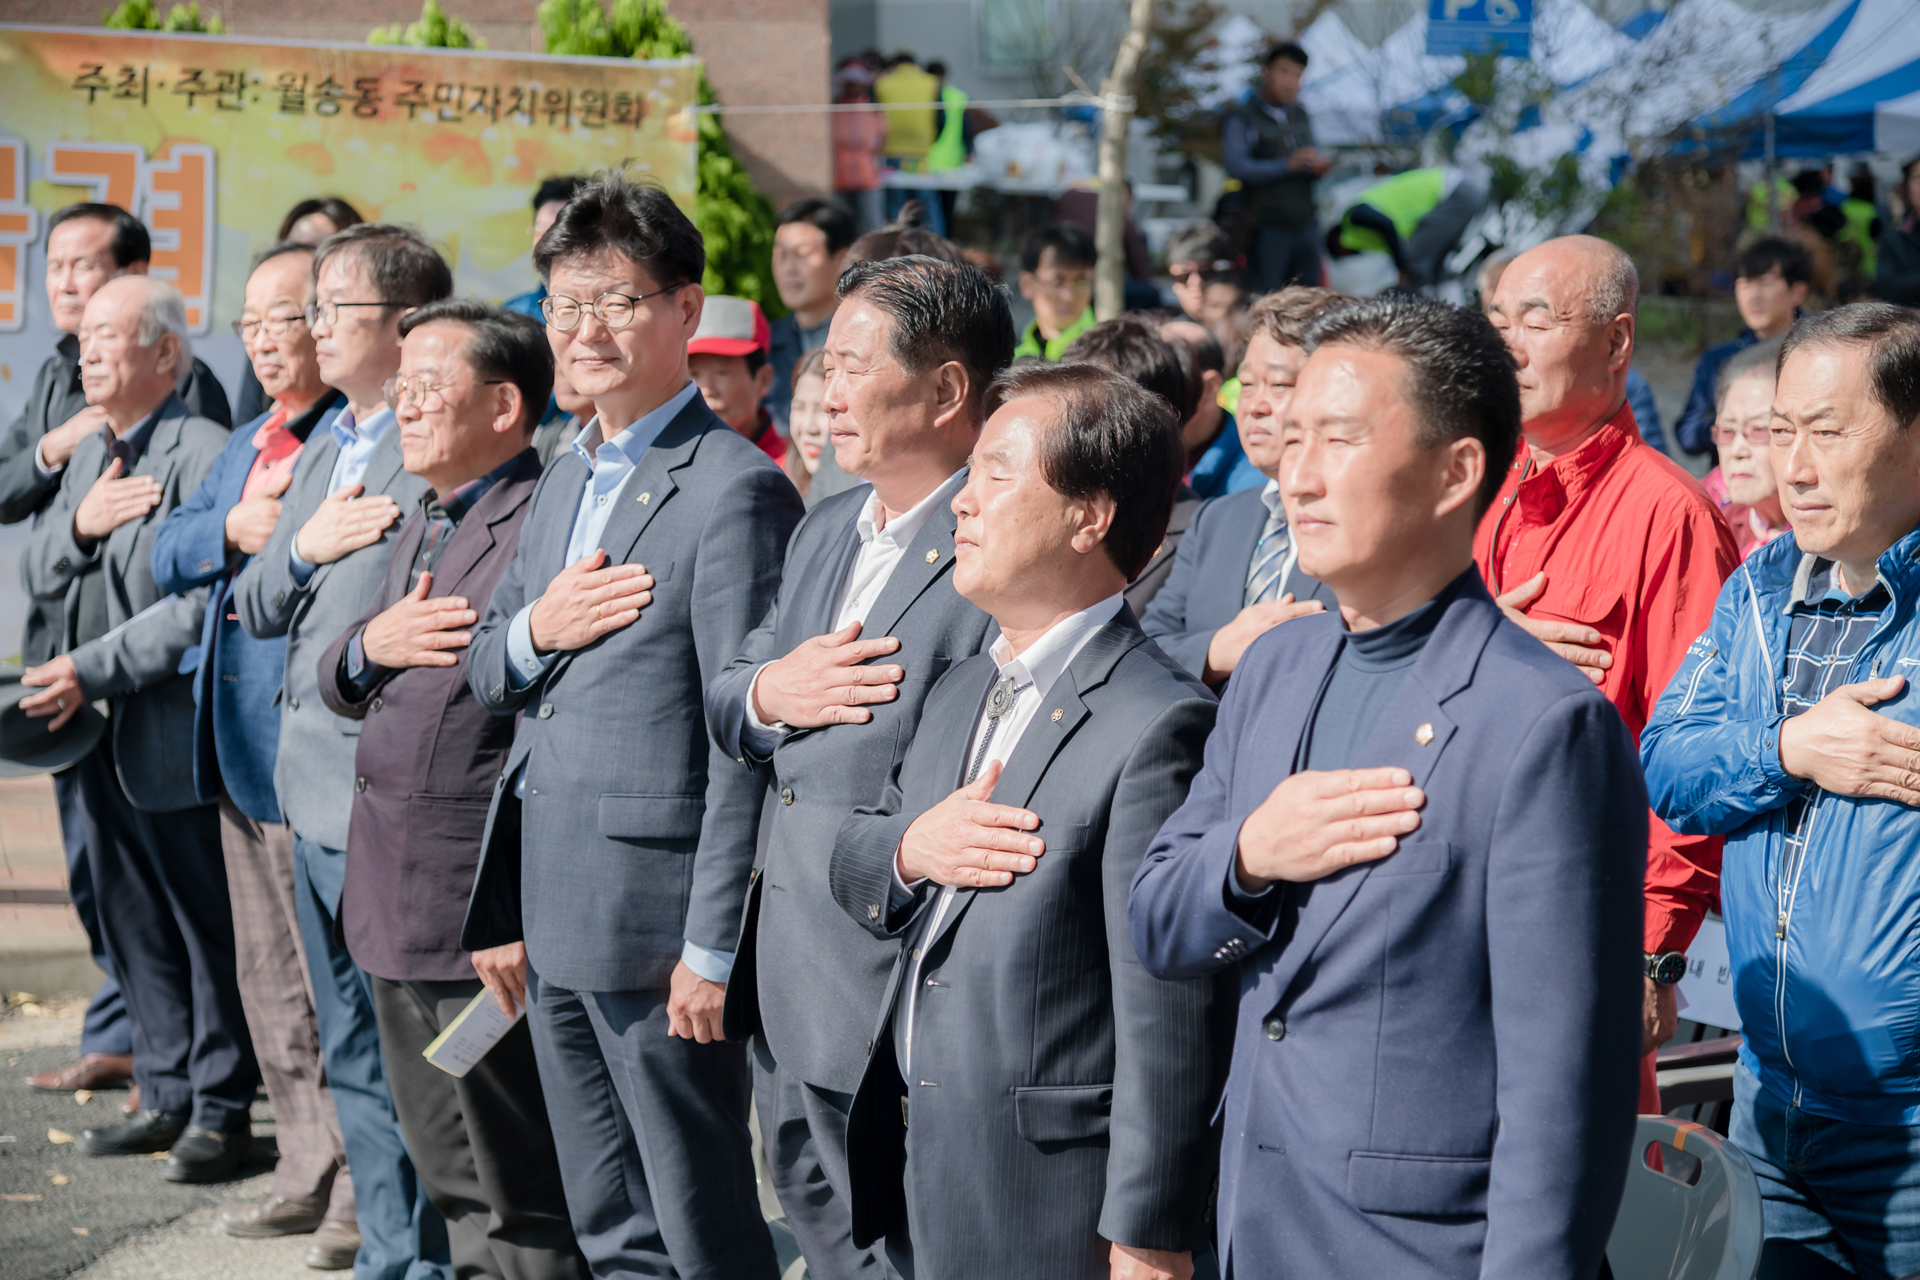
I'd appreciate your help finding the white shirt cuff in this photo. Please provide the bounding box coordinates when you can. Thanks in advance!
[506,600,555,690]
[743,663,788,752]
[33,437,63,479]
[289,542,317,587]
[680,940,734,984]
[890,855,925,912]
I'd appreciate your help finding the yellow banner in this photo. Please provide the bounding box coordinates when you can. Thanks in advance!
[0,24,700,334]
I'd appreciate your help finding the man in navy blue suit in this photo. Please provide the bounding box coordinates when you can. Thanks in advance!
[1130,295,1645,1279]
[151,241,359,1266]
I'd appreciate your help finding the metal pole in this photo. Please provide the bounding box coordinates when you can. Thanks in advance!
[1765,111,1778,232]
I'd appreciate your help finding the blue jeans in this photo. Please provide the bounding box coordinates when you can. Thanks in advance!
[1731,1061,1920,1279]
[293,836,450,1280]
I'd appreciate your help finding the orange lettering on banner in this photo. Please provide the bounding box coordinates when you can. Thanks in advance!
[45,141,142,211]
[145,144,215,333]
[0,139,38,332]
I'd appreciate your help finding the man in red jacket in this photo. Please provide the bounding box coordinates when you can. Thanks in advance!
[1481,235,1739,1111]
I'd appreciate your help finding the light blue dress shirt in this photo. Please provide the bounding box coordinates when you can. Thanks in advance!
[499,381,733,983]
[288,403,395,586]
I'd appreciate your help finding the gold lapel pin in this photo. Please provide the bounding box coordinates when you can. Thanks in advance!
[637,492,651,505]
[1051,708,1064,723]
[924,549,938,564]
[1415,723,1435,746]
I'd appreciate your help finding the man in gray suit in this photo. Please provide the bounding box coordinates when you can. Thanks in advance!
[1142,287,1344,687]
[706,256,1009,1279]
[17,277,253,1179]
[830,363,1228,1280]
[460,175,802,1280]
[233,223,453,1280]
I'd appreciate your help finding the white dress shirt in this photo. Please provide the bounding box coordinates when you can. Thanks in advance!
[743,469,967,745]
[288,404,396,586]
[897,591,1126,1075]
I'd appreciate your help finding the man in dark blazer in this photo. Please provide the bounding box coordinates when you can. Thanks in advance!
[707,256,1008,1279]
[6,203,230,1100]
[151,241,356,1261]
[460,176,801,1280]
[831,363,1228,1280]
[317,301,584,1280]
[1141,287,1344,687]
[17,277,255,1180]
[1129,297,1645,1280]
[233,223,453,1280]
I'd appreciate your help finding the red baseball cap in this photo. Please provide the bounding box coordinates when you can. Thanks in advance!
[688,296,770,358]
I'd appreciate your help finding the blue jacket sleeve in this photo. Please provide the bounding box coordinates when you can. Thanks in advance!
[1221,114,1293,186]
[1641,565,1801,836]
[1673,351,1723,457]
[152,432,250,594]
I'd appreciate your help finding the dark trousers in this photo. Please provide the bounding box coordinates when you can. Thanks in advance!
[752,1037,899,1280]
[524,969,778,1280]
[1404,178,1490,289]
[1254,224,1324,291]
[51,769,130,1058]
[371,975,586,1280]
[293,836,450,1280]
[73,744,256,1127]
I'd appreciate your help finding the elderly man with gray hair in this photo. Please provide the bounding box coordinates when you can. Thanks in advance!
[18,275,255,1181]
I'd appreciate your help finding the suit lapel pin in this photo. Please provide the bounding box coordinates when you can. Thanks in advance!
[924,549,938,564]
[1415,722,1435,746]
[637,491,650,505]
[1051,708,1063,723]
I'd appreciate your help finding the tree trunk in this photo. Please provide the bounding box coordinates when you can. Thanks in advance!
[1095,0,1153,322]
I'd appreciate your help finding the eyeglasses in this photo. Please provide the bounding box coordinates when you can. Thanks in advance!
[1171,260,1236,285]
[541,285,686,332]
[383,375,508,411]
[305,300,402,327]
[1712,423,1773,448]
[1029,273,1092,296]
[232,312,308,342]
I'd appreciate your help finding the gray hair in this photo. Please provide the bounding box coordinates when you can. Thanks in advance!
[1715,335,1784,411]
[125,277,191,376]
[1585,240,1640,325]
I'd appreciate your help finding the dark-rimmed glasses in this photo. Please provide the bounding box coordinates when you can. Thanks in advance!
[540,284,686,332]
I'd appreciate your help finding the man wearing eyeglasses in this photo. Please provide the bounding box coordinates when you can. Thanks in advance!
[233,223,455,1280]
[461,174,802,1279]
[152,239,359,1264]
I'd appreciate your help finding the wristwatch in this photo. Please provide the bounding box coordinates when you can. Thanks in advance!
[1645,951,1688,987]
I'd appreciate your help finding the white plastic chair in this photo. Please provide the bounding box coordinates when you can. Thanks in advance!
[1604,1116,1763,1280]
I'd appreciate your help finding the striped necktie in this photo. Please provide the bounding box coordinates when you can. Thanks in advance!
[1244,508,1291,606]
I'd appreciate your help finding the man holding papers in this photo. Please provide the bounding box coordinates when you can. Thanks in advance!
[316,301,584,1280]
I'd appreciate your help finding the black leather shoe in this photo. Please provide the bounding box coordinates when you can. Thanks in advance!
[164,1125,252,1183]
[77,1109,188,1156]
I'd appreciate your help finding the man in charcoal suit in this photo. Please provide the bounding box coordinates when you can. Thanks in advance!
[706,255,1008,1279]
[460,175,802,1280]
[831,363,1229,1280]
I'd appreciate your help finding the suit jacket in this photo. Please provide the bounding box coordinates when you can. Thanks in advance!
[830,609,1229,1278]
[1138,484,1332,683]
[707,482,994,1094]
[460,395,804,994]
[1,336,230,664]
[232,420,430,853]
[318,448,542,983]
[1128,572,1645,1280]
[1122,488,1199,617]
[152,392,343,821]
[20,393,229,811]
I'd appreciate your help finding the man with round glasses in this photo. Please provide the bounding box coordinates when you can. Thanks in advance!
[463,173,802,1279]
[233,221,457,1280]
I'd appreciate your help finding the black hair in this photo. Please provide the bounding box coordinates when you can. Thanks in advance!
[1735,236,1814,288]
[776,197,859,255]
[926,60,948,77]
[1159,317,1226,383]
[1020,223,1097,273]
[836,255,1015,407]
[250,239,317,274]
[313,222,453,310]
[1061,315,1196,422]
[277,197,363,242]
[1263,41,1309,68]
[533,175,586,212]
[47,203,149,267]
[983,362,1185,580]
[534,173,705,292]
[1305,295,1522,519]
[397,299,555,434]
[1780,303,1920,434]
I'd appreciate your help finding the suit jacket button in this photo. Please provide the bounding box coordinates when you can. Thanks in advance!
[54,558,68,572]
[1264,1017,1286,1041]
[780,787,794,805]
[370,697,382,713]
[355,776,367,793]
[273,591,286,608]
[538,703,554,718]
[288,695,300,711]
[491,686,503,699]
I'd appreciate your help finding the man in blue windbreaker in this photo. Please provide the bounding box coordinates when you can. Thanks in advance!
[1643,302,1920,1279]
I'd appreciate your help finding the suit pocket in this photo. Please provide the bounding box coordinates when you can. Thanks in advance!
[1347,1151,1491,1217]
[1371,840,1455,878]
[598,793,703,840]
[1013,1084,1112,1144]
